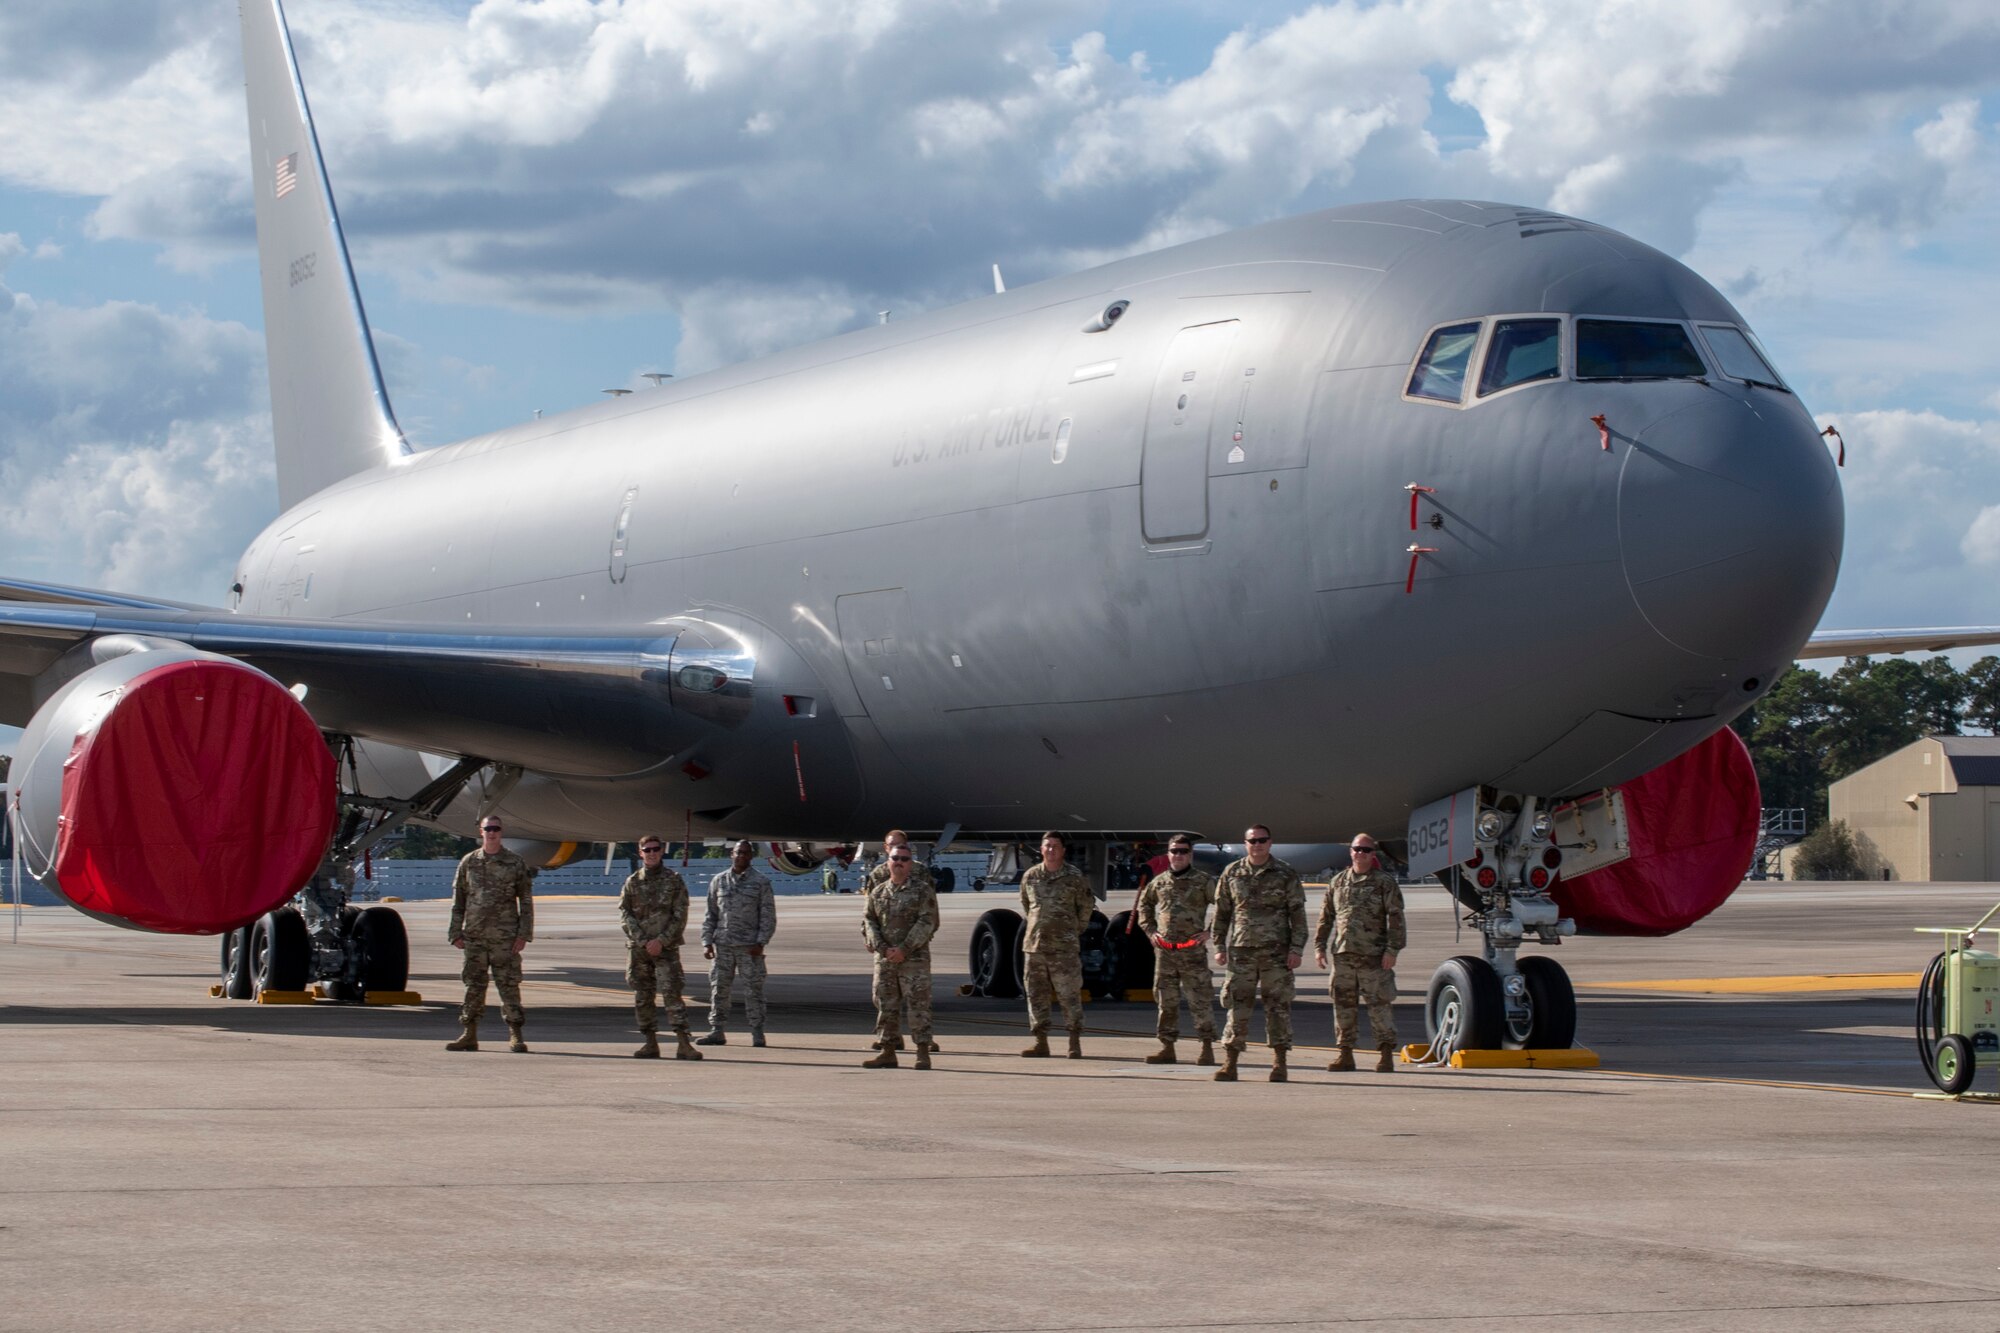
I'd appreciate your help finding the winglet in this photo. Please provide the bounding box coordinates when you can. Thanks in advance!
[241,0,410,508]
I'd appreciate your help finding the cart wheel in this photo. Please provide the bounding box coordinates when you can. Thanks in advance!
[1934,1035,1976,1095]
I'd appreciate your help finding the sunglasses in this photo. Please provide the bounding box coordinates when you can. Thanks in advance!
[1351,845,1377,854]
[481,826,503,834]
[1246,836,1270,845]
[889,854,914,862]
[640,845,664,853]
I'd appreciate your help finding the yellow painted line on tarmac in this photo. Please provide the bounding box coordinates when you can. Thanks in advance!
[1578,973,1921,994]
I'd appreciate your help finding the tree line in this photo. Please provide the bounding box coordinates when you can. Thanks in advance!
[1732,655,2000,825]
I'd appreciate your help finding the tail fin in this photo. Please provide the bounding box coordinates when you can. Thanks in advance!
[241,0,410,508]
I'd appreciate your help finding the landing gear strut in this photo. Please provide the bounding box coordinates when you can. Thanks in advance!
[1427,795,1578,1055]
[218,748,488,1001]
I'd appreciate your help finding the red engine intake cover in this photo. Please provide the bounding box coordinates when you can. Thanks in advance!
[1552,727,1761,936]
[54,658,335,934]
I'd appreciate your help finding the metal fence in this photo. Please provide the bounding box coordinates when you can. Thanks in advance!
[1,853,1004,911]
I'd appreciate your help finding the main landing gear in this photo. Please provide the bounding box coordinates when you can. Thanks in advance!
[216,750,488,1003]
[1426,795,1579,1058]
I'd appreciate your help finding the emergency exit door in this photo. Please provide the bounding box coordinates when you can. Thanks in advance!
[1141,320,1239,543]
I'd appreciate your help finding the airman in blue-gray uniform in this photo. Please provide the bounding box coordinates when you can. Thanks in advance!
[1210,824,1307,1083]
[699,840,776,1047]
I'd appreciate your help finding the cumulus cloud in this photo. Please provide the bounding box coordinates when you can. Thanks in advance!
[0,0,1997,628]
[1826,99,1988,242]
[0,237,275,603]
[1818,408,2000,627]
[1964,504,2000,566]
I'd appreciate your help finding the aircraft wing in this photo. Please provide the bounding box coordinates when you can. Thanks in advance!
[0,596,683,778]
[0,576,214,611]
[1799,627,2000,659]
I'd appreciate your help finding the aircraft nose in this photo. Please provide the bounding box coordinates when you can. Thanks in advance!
[1617,395,1843,661]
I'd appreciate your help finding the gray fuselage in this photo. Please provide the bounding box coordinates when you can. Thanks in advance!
[233,200,1843,845]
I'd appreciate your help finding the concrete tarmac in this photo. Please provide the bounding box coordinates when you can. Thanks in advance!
[4,880,1999,1331]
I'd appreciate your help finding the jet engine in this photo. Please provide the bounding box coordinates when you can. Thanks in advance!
[1553,727,1762,936]
[764,841,851,875]
[10,643,335,934]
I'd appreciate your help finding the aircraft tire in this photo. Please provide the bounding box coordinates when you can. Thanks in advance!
[353,906,411,993]
[1934,1035,1976,1095]
[219,927,255,1000]
[969,909,1025,999]
[1104,910,1154,994]
[1517,954,1577,1049]
[934,866,956,894]
[1426,955,1504,1051]
[251,907,312,994]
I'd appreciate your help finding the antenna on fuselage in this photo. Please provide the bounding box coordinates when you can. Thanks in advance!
[992,264,1006,294]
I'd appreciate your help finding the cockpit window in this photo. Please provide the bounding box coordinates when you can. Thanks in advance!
[1478,318,1561,396]
[1407,321,1481,403]
[1575,319,1707,380]
[1697,324,1787,390]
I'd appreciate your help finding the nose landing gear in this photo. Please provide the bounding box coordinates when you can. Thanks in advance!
[1424,795,1579,1060]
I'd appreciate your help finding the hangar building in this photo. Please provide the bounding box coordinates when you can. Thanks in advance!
[1829,736,2000,881]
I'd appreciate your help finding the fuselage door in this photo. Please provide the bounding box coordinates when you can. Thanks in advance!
[609,485,638,583]
[1142,320,1239,544]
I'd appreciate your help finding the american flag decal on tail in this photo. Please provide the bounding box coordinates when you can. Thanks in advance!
[274,152,298,199]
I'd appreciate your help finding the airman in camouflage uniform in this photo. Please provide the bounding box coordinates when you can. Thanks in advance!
[1210,825,1306,1082]
[860,846,939,1069]
[1020,830,1093,1059]
[620,836,702,1061]
[862,830,941,1052]
[445,818,535,1053]
[1314,833,1406,1073]
[699,840,776,1047]
[1135,835,1217,1066]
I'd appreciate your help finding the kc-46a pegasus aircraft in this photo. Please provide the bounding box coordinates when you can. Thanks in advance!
[6,0,1997,1053]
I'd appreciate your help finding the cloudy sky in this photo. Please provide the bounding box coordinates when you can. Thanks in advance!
[1,0,1997,641]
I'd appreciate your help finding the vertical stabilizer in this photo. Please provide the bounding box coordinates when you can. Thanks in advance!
[241,0,410,508]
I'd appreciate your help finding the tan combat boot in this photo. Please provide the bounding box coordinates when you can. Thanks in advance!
[1376,1043,1397,1073]
[1021,1034,1050,1058]
[862,1046,899,1069]
[633,1032,661,1059]
[1213,1046,1239,1082]
[1144,1039,1178,1065]
[872,1035,906,1052]
[673,1031,703,1061]
[1067,1032,1084,1060]
[1269,1047,1289,1083]
[1196,1039,1216,1067]
[445,1020,479,1052]
[1328,1046,1355,1072]
[507,1022,529,1054]
[913,1041,933,1071]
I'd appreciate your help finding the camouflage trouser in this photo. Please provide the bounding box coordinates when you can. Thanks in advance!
[461,937,525,1026]
[1221,950,1294,1052]
[1152,946,1217,1041]
[1025,949,1085,1035]
[873,953,933,1044]
[708,945,768,1030]
[628,946,689,1036]
[1332,953,1397,1048]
